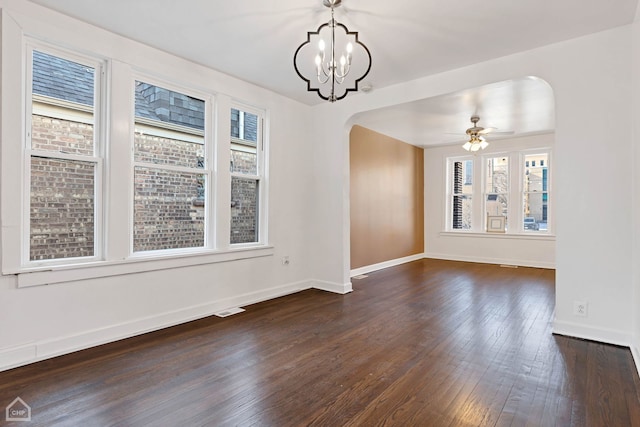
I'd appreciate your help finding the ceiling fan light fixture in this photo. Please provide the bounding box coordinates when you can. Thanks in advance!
[461,116,491,151]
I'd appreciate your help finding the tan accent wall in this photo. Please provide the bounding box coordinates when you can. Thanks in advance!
[350,125,424,269]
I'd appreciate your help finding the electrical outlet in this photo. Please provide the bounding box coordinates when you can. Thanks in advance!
[282,256,290,266]
[573,301,588,317]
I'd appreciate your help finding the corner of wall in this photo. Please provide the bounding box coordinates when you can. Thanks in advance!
[552,320,632,348]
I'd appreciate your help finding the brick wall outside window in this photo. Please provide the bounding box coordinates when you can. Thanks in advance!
[133,132,205,251]
[30,112,260,257]
[30,114,95,260]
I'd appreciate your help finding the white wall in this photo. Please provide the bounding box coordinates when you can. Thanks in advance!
[0,0,316,370]
[424,133,555,269]
[312,25,635,347]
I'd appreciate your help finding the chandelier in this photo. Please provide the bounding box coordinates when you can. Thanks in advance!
[293,0,372,102]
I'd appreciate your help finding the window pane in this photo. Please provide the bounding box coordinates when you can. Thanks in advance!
[524,192,547,231]
[230,108,259,174]
[31,116,94,156]
[230,106,261,245]
[452,160,473,194]
[134,81,205,169]
[452,160,473,229]
[231,147,257,174]
[230,177,259,244]
[134,167,205,252]
[135,82,204,131]
[486,194,508,218]
[31,50,95,155]
[485,157,509,193]
[452,195,472,230]
[30,157,95,260]
[523,153,548,192]
[134,134,204,169]
[231,108,258,142]
[524,153,549,232]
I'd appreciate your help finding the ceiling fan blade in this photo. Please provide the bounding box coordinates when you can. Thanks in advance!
[478,127,497,134]
[487,130,515,135]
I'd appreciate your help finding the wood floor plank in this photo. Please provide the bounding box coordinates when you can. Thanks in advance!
[1,259,639,426]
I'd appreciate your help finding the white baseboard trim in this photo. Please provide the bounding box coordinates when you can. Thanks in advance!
[350,253,425,277]
[312,280,353,294]
[0,344,37,370]
[0,280,313,372]
[552,320,631,347]
[424,252,555,269]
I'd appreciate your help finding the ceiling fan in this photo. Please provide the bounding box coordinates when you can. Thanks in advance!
[462,115,513,152]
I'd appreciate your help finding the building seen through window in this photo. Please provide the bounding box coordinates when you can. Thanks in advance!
[29,49,98,261]
[447,151,550,233]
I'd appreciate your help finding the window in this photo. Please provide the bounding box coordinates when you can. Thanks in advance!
[446,150,551,234]
[448,158,473,230]
[523,153,549,232]
[8,39,272,285]
[230,107,264,244]
[133,81,208,252]
[485,157,509,230]
[26,47,103,263]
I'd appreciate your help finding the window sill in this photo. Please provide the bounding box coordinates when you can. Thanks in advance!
[439,231,555,241]
[13,246,274,288]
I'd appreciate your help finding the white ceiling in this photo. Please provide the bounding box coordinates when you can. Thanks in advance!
[28,0,638,146]
[352,76,556,147]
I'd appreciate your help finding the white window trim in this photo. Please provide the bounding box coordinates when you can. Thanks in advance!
[482,153,510,232]
[131,74,213,255]
[445,148,553,236]
[15,246,275,288]
[445,155,474,231]
[521,149,552,235]
[230,102,268,247]
[0,29,274,287]
[22,41,106,269]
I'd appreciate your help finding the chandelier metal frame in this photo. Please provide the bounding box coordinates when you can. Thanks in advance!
[293,0,372,102]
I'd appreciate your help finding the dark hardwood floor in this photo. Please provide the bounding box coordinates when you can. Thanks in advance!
[2,259,640,426]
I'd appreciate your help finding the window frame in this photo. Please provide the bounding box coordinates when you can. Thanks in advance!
[1,35,274,288]
[446,156,474,231]
[482,154,510,232]
[445,148,553,236]
[129,74,213,257]
[23,41,106,268]
[521,150,552,234]
[229,102,268,247]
